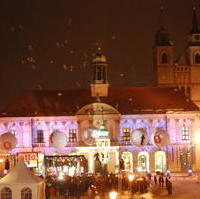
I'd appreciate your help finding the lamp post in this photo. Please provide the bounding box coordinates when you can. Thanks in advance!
[109,191,118,199]
[128,174,135,199]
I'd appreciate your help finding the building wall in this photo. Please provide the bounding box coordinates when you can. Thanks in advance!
[0,110,199,173]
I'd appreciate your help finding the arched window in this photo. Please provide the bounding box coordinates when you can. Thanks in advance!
[1,187,12,199]
[138,151,149,172]
[155,151,166,172]
[21,187,32,199]
[182,125,189,141]
[195,53,200,64]
[161,53,168,64]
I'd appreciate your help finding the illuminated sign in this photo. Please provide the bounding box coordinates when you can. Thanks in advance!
[18,152,38,168]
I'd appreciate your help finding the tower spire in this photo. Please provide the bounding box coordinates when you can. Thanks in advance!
[154,5,173,46]
[191,6,199,34]
[188,6,200,45]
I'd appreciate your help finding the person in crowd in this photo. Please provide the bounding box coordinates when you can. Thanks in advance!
[154,175,157,185]
[167,181,172,195]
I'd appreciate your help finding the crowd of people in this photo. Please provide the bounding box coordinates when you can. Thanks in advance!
[44,171,173,199]
[153,172,172,195]
[45,174,118,199]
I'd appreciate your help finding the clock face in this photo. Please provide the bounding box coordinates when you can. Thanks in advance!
[82,128,98,145]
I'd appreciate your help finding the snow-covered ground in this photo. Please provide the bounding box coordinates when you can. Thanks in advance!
[152,176,200,199]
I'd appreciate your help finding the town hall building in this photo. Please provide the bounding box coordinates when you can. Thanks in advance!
[0,8,200,176]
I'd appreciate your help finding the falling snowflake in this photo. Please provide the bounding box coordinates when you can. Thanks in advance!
[68,17,72,26]
[69,65,74,71]
[18,24,23,30]
[75,81,81,87]
[27,45,34,51]
[60,43,65,48]
[82,61,87,68]
[31,64,36,70]
[63,64,68,71]
[56,42,60,47]
[10,26,15,32]
[57,92,63,96]
[111,35,117,40]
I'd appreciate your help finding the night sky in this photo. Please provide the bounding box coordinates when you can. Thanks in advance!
[0,0,200,108]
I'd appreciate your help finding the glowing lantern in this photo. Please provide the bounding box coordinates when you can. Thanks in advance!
[0,132,17,151]
[152,128,169,148]
[131,128,148,146]
[49,131,67,149]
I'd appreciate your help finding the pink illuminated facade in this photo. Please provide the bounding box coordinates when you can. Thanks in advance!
[0,51,200,175]
[2,10,200,174]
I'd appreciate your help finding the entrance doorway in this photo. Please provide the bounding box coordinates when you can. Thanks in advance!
[121,152,133,172]
[155,151,166,172]
[138,151,149,172]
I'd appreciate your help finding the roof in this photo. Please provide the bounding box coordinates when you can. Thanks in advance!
[0,158,43,184]
[0,87,198,117]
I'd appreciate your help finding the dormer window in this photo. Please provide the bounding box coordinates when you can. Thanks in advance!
[182,125,189,141]
[194,53,200,64]
[36,130,44,143]
[122,128,131,142]
[69,129,77,143]
[161,53,168,64]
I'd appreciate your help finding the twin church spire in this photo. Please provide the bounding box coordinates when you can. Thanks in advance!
[154,6,200,107]
[154,6,200,47]
[188,7,200,45]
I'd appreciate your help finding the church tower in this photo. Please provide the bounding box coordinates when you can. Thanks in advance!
[185,7,200,107]
[153,7,174,87]
[90,49,109,97]
[155,7,200,107]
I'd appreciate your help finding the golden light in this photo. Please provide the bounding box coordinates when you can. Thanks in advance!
[137,166,143,172]
[195,132,200,143]
[109,191,118,199]
[58,172,64,180]
[0,159,3,163]
[128,174,135,182]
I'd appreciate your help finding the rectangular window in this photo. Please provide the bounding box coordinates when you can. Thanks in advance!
[69,129,77,143]
[37,130,44,143]
[182,126,189,141]
[122,128,131,142]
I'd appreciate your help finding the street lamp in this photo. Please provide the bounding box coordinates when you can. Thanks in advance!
[128,174,135,199]
[128,174,135,182]
[109,191,118,199]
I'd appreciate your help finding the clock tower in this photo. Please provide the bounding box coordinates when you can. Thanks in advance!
[90,49,109,97]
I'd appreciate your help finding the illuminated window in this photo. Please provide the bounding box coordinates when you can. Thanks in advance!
[161,53,168,64]
[1,187,12,199]
[122,128,131,142]
[36,130,44,143]
[195,53,200,64]
[69,129,77,143]
[21,187,32,199]
[182,125,189,141]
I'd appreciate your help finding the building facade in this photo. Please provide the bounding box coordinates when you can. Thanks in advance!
[154,7,200,107]
[1,9,200,176]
